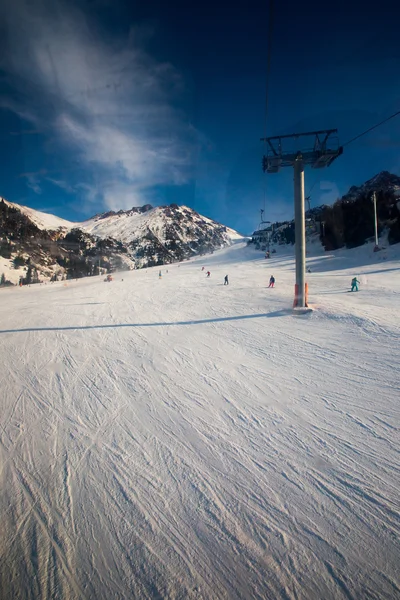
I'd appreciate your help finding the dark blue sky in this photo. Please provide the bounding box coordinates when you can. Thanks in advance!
[1,0,400,233]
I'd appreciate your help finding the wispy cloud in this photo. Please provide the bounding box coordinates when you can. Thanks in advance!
[20,173,43,194]
[1,0,198,212]
[47,178,75,193]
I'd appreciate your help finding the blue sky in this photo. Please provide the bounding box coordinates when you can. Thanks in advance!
[1,0,400,234]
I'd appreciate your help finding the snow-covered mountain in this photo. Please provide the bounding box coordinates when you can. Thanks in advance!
[81,204,242,265]
[2,199,242,244]
[0,199,243,284]
[2,199,75,232]
[83,204,242,245]
[342,171,400,203]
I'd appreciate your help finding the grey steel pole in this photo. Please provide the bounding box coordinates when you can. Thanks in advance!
[294,156,306,307]
[372,192,378,247]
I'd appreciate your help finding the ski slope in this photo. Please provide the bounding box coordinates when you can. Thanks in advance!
[0,242,399,599]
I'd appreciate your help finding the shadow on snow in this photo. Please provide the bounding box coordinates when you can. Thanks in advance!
[0,309,295,334]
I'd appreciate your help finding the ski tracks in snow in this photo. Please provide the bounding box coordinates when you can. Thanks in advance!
[0,247,399,599]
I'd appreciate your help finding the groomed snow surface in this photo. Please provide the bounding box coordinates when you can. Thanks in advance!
[1,242,399,600]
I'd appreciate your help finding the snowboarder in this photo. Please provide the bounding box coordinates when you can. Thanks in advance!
[206,271,211,277]
[351,277,360,292]
[268,275,275,288]
[224,275,229,285]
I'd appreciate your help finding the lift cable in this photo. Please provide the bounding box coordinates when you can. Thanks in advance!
[343,110,400,148]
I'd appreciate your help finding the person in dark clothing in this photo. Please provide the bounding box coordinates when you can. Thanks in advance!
[224,275,229,285]
[268,275,275,288]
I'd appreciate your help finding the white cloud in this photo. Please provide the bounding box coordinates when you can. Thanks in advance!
[1,0,197,211]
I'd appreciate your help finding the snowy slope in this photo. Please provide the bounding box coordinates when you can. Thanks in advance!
[2,198,76,231]
[83,205,177,242]
[83,204,243,244]
[0,243,399,599]
[0,256,22,285]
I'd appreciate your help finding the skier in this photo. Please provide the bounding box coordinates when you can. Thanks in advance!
[268,275,275,288]
[224,275,229,285]
[351,277,360,292]
[159,270,162,279]
[206,271,211,277]
[202,266,205,271]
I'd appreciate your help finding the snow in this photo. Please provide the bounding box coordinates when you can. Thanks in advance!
[83,205,244,245]
[197,212,245,241]
[0,256,24,285]
[0,256,66,285]
[82,207,167,243]
[2,198,244,249]
[225,226,245,241]
[2,198,76,231]
[0,242,399,599]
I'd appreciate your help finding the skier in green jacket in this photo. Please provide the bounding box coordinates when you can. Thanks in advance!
[351,277,360,292]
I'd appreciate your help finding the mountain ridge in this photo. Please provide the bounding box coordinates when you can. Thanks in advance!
[342,171,400,203]
[0,199,243,285]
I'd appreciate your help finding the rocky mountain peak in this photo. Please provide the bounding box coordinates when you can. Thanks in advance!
[343,171,400,203]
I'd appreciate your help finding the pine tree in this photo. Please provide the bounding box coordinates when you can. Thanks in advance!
[25,266,32,285]
[13,255,25,269]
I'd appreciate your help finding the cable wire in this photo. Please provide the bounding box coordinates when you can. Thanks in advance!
[263,0,275,142]
[262,0,275,214]
[343,110,400,148]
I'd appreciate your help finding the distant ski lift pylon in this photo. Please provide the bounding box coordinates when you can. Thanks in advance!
[261,129,343,174]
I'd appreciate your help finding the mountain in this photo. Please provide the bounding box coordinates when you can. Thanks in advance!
[82,203,242,266]
[342,171,400,203]
[251,171,400,251]
[2,199,74,232]
[0,199,243,285]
